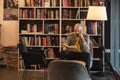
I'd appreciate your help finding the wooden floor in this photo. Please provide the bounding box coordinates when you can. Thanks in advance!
[0,68,116,80]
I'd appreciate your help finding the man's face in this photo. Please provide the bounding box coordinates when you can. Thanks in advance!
[74,26,82,36]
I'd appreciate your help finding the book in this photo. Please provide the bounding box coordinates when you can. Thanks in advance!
[44,0,50,7]
[62,43,78,51]
[41,9,45,18]
[21,30,27,34]
[42,37,47,46]
[55,23,59,34]
[55,10,59,19]
[92,22,97,34]
[34,0,40,6]
[20,0,25,7]
[27,24,31,32]
[36,36,41,46]
[26,24,37,33]
[29,37,35,46]
[24,37,29,46]
[62,9,69,18]
[53,37,59,46]
[46,36,51,46]
[86,21,98,34]
[44,48,54,58]
[90,37,99,47]
[48,24,55,34]
[31,24,37,32]
[63,0,69,7]
[47,48,54,58]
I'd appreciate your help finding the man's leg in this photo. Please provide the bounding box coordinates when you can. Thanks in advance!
[59,51,72,59]
[71,52,91,72]
[59,51,91,72]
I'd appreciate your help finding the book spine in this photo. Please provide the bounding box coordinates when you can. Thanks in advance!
[63,0,68,7]
[42,37,47,46]
[55,23,59,34]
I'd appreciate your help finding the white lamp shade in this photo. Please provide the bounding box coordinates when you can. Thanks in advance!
[87,6,107,21]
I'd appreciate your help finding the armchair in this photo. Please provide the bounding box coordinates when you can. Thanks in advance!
[17,42,47,80]
[48,60,90,80]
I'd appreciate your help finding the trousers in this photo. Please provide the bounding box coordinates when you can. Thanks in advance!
[59,51,91,72]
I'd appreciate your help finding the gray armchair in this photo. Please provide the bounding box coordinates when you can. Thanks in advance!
[48,60,90,80]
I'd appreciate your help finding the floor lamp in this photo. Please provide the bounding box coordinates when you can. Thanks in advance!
[87,6,107,76]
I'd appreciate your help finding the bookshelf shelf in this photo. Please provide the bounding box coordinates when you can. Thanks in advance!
[18,0,105,71]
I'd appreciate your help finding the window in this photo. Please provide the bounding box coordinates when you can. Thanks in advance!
[111,0,120,70]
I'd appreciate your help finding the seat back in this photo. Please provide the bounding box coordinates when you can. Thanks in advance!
[48,60,89,80]
[17,43,46,69]
[17,43,27,54]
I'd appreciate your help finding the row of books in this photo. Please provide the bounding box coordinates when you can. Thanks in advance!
[44,23,59,34]
[62,8,87,19]
[62,23,101,35]
[62,25,73,34]
[41,36,59,46]
[21,35,101,47]
[62,0,104,7]
[21,36,59,46]
[20,21,101,35]
[19,0,104,7]
[89,0,104,6]
[19,8,59,19]
[62,0,87,7]
[61,21,101,35]
[36,9,59,19]
[86,21,101,34]
[21,23,43,33]
[20,0,59,7]
[62,21,86,34]
[62,9,76,19]
[21,36,35,46]
[21,23,59,34]
[21,36,101,47]
[19,8,35,18]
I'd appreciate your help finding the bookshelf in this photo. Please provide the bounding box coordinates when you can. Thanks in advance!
[18,0,105,71]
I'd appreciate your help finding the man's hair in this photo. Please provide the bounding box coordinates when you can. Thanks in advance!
[74,23,81,28]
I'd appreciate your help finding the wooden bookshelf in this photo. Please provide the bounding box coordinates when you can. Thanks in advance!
[18,0,105,71]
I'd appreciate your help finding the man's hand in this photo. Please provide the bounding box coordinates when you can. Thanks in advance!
[62,43,69,48]
[79,33,85,42]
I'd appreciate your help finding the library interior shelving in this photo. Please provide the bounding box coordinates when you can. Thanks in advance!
[18,0,105,71]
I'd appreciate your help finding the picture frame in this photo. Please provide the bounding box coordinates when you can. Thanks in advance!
[3,0,19,21]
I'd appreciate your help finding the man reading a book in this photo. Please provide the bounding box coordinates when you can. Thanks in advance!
[60,23,93,72]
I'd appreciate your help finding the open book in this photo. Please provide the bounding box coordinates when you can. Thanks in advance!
[62,43,78,51]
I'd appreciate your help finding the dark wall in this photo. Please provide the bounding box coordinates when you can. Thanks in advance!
[105,0,111,49]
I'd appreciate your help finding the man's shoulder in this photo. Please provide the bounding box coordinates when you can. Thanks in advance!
[68,32,75,35]
[67,32,76,40]
[68,32,75,36]
[83,33,89,37]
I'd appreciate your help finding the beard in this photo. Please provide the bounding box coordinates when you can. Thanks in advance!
[76,33,79,36]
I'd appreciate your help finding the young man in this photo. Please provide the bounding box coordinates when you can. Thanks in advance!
[60,23,93,72]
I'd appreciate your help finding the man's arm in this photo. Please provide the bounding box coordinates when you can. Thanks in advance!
[80,33,90,53]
